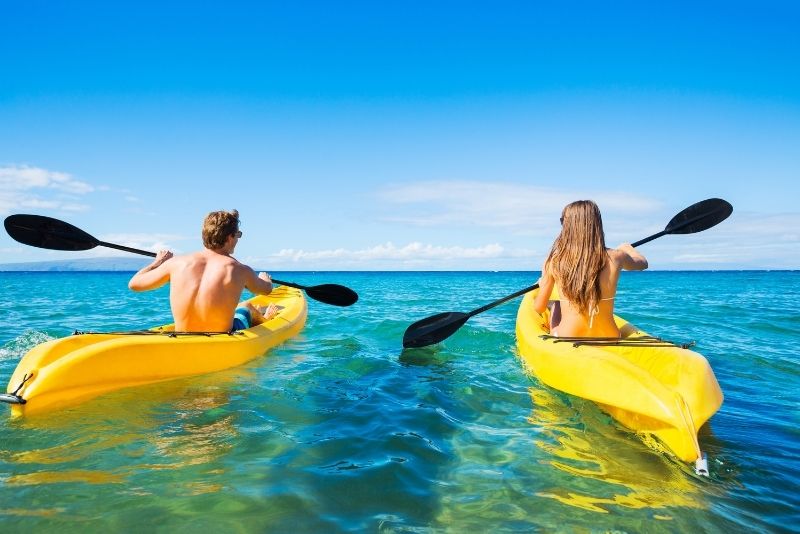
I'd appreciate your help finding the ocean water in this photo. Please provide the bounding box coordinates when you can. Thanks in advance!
[0,271,798,532]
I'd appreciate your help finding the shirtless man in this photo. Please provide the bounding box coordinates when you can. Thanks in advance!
[128,209,278,332]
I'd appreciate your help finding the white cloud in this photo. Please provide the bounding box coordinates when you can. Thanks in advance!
[0,165,93,194]
[0,165,95,215]
[674,211,800,269]
[247,241,539,270]
[17,198,60,209]
[376,180,661,230]
[272,242,506,262]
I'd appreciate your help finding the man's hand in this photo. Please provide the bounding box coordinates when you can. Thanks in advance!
[129,249,173,291]
[154,249,174,266]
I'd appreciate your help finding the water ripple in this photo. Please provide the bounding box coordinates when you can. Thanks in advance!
[0,271,798,530]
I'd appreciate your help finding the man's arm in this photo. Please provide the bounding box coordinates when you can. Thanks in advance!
[244,268,273,296]
[129,250,173,291]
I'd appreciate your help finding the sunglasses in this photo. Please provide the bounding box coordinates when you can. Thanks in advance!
[559,217,564,225]
[235,230,243,238]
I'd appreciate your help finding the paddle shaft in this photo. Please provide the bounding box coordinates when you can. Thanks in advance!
[431,228,670,321]
[459,227,670,318]
[108,241,158,257]
[631,230,667,248]
[473,216,697,316]
[88,205,709,267]
[466,202,727,316]
[402,197,733,348]
[99,241,300,290]
[467,283,539,318]
[113,224,681,290]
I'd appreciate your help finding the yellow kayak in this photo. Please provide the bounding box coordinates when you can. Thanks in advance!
[4,286,306,417]
[515,288,723,464]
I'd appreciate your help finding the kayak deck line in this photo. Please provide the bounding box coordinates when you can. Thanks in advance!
[73,329,248,337]
[539,334,696,350]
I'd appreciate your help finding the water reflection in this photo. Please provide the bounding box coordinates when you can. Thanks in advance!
[2,366,253,493]
[528,387,707,514]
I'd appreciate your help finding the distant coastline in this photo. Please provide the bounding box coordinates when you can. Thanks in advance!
[0,258,796,273]
[0,257,149,272]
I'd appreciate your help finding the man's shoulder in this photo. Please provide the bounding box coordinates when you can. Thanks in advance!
[221,255,255,276]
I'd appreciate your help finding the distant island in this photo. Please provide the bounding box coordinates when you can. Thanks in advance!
[0,257,150,272]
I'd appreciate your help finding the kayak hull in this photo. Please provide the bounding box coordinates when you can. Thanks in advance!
[515,289,723,462]
[5,286,307,417]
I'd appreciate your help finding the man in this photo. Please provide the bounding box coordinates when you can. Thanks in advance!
[129,209,278,331]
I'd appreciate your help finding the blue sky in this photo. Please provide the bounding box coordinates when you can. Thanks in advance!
[1,1,798,270]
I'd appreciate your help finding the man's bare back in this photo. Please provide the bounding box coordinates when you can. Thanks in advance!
[167,249,255,331]
[128,209,275,331]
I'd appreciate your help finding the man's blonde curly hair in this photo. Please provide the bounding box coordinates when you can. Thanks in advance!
[202,209,240,250]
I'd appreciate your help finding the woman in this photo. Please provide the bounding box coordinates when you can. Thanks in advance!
[533,200,648,338]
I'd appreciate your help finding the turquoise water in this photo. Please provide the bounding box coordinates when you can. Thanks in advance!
[0,271,798,532]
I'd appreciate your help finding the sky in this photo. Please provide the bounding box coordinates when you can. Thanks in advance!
[1,1,798,270]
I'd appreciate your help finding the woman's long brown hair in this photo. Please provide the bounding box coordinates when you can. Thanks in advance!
[544,200,607,316]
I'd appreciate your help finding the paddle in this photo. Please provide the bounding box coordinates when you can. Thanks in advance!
[4,214,359,307]
[402,198,733,348]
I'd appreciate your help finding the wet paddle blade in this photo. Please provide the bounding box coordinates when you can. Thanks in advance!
[4,214,99,251]
[665,198,733,235]
[304,284,359,307]
[402,312,470,348]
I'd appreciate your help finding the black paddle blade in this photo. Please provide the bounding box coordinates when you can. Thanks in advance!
[402,311,470,349]
[305,284,359,307]
[665,198,733,235]
[4,214,99,251]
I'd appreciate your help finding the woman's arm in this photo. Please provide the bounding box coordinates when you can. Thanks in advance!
[533,261,556,314]
[615,243,648,271]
